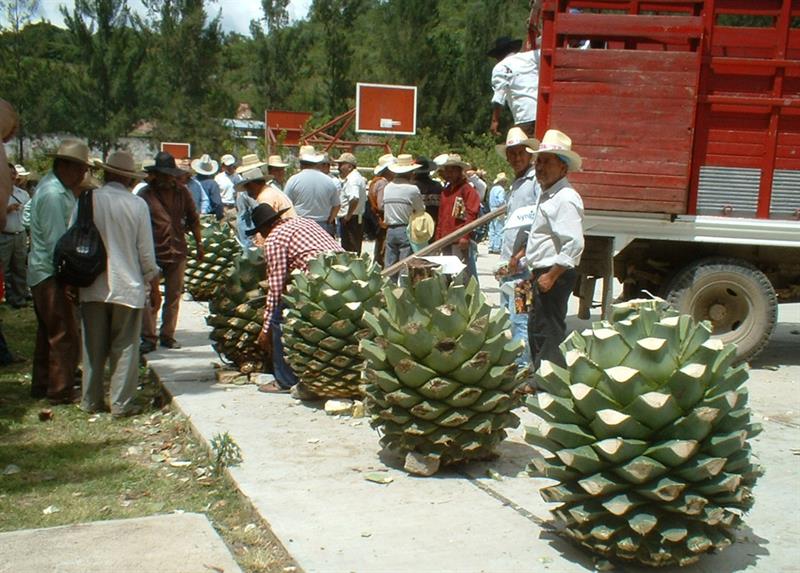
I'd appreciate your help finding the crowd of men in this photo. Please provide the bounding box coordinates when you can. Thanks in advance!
[0,28,583,406]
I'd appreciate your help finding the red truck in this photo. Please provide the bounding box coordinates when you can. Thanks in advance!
[532,0,799,361]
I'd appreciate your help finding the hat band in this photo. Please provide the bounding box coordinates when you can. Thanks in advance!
[539,143,570,153]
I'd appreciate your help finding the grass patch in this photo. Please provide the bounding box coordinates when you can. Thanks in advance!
[0,305,297,573]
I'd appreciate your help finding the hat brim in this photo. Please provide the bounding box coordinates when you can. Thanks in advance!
[49,153,92,167]
[191,159,219,176]
[388,163,421,174]
[145,165,188,177]
[495,137,540,158]
[487,39,523,58]
[15,169,30,177]
[441,161,470,170]
[235,175,269,191]
[299,154,326,164]
[268,161,288,169]
[531,149,583,172]
[235,161,266,175]
[98,162,146,180]
[245,207,290,236]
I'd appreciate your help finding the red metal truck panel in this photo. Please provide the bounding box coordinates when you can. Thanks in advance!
[538,0,800,219]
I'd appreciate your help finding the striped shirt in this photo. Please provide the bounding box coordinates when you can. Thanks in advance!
[263,217,343,331]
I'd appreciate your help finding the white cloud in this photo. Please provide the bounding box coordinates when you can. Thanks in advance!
[29,0,311,35]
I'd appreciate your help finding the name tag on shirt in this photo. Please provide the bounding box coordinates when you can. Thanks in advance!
[504,205,537,230]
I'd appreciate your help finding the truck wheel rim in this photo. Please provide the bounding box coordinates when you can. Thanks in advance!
[687,280,753,341]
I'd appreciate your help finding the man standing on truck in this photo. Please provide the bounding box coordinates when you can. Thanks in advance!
[508,129,584,373]
[488,36,539,137]
[496,127,540,367]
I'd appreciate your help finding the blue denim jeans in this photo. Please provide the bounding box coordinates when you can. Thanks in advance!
[499,274,531,366]
[271,304,298,389]
[384,226,411,283]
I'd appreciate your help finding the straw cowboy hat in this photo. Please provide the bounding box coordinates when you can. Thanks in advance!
[388,154,421,175]
[492,172,508,186]
[373,153,396,175]
[235,154,267,174]
[98,150,145,179]
[14,164,30,178]
[409,210,435,245]
[298,145,326,164]
[495,126,540,157]
[49,140,91,167]
[191,153,219,176]
[531,129,583,172]
[245,203,291,236]
[145,151,188,177]
[433,153,449,168]
[440,153,470,170]
[220,154,236,167]
[235,167,269,190]
[334,152,357,166]
[487,36,523,59]
[267,155,288,168]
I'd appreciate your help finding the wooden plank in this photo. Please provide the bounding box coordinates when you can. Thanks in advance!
[703,155,766,168]
[579,144,691,164]
[555,12,702,41]
[551,81,696,100]
[713,28,779,51]
[581,195,686,214]
[706,141,767,157]
[706,128,769,144]
[552,127,692,150]
[581,157,689,176]
[553,67,697,86]
[572,179,687,201]
[774,156,800,170]
[552,112,695,134]
[550,93,694,113]
[554,48,697,73]
[571,170,688,189]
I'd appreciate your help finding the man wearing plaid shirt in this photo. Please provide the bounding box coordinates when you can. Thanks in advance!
[251,204,343,393]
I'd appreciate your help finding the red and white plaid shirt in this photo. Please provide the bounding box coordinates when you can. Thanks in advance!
[262,217,343,331]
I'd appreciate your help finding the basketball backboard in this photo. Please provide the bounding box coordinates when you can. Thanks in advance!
[160,142,191,159]
[265,110,313,146]
[355,83,417,136]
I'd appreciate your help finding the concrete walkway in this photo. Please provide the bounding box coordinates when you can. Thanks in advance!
[0,513,242,573]
[146,246,800,573]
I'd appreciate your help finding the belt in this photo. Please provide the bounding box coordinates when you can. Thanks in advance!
[1,231,24,236]
[387,223,406,228]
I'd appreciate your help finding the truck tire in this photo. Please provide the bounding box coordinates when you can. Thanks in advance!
[663,258,777,363]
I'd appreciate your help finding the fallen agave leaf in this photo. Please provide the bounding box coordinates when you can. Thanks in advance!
[364,472,394,484]
[42,505,60,515]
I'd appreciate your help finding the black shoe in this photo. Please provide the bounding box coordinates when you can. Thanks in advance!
[159,339,181,349]
[140,341,157,354]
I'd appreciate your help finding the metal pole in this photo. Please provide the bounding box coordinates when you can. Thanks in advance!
[381,205,508,278]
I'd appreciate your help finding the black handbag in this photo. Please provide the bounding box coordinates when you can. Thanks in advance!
[53,189,107,287]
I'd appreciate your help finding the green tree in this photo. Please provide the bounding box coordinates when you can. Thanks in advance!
[0,0,40,160]
[62,0,144,158]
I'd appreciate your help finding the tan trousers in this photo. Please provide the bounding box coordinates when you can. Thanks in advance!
[142,258,186,345]
[31,277,79,402]
[81,302,142,415]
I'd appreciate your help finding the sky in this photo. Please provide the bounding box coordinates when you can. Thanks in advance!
[31,0,312,35]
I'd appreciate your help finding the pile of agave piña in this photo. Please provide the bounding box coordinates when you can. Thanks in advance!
[526,299,762,567]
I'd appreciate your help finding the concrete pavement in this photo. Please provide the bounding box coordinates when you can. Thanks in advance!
[146,245,800,573]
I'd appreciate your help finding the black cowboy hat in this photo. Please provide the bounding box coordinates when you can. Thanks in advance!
[414,155,437,175]
[487,36,523,58]
[245,203,290,236]
[145,151,188,177]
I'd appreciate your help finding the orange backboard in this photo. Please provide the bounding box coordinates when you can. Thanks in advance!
[160,142,191,159]
[266,110,312,145]
[356,83,417,136]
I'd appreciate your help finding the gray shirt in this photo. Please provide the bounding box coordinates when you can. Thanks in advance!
[284,168,340,221]
[524,177,584,270]
[502,166,539,261]
[380,181,423,225]
[4,186,30,234]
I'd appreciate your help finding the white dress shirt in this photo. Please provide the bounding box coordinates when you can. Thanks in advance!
[4,186,30,233]
[491,50,540,125]
[467,174,487,202]
[338,169,367,221]
[215,171,239,206]
[524,177,584,270]
[79,182,159,309]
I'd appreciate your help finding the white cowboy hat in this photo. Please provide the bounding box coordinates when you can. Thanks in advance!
[235,154,267,174]
[191,153,219,176]
[334,152,357,166]
[49,139,91,167]
[531,129,582,172]
[373,153,396,175]
[492,172,508,186]
[14,164,30,177]
[220,154,236,167]
[388,154,421,174]
[235,167,268,190]
[440,153,470,170]
[495,126,540,157]
[267,155,288,168]
[97,150,146,179]
[298,145,326,164]
[433,153,449,167]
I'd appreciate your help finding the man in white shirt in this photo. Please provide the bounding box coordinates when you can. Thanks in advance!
[214,153,240,216]
[508,129,584,371]
[488,36,540,137]
[78,151,160,417]
[334,152,367,253]
[1,163,31,307]
[283,146,340,237]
